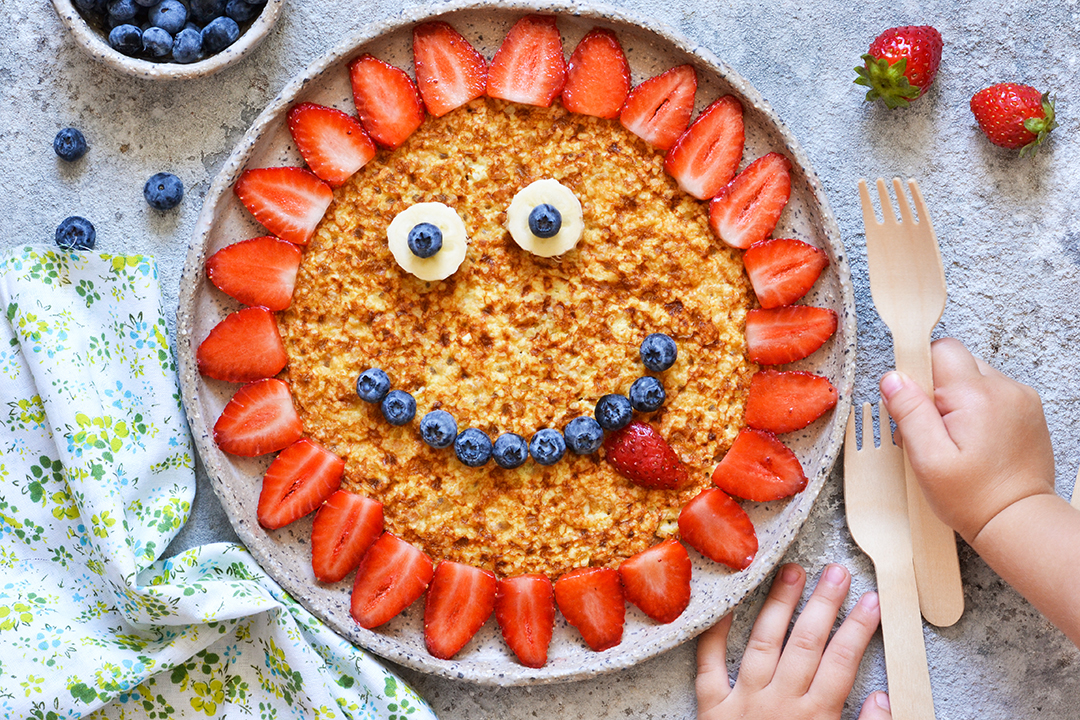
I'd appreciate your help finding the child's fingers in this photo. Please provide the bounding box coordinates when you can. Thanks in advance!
[736,563,806,689]
[694,614,733,712]
[770,564,851,695]
[879,371,955,469]
[807,592,881,710]
[856,691,893,719]
[928,337,983,384]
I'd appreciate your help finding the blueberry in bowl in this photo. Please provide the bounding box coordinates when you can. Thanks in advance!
[51,0,283,80]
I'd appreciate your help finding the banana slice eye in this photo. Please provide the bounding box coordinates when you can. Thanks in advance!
[507,179,584,257]
[387,202,469,281]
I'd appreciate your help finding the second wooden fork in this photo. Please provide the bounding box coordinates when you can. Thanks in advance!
[845,402,935,720]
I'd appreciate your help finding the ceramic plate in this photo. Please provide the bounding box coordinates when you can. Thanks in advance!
[177,0,856,686]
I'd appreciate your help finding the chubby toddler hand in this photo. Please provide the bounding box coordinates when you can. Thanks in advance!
[696,563,888,720]
[879,337,1056,542]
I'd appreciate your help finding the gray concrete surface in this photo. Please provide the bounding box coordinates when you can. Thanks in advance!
[3,0,1079,717]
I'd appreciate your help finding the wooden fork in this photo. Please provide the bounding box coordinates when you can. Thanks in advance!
[859,177,963,627]
[845,402,936,720]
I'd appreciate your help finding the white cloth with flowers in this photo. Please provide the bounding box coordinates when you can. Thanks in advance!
[0,246,436,720]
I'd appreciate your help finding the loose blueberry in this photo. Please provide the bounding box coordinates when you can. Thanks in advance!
[225,0,261,22]
[564,416,604,455]
[355,368,391,403]
[144,172,184,210]
[594,393,633,431]
[149,0,187,35]
[189,0,227,24]
[640,333,678,372]
[629,376,666,412]
[55,217,96,251]
[528,204,562,238]
[53,128,88,162]
[172,27,202,63]
[420,409,457,449]
[142,26,173,57]
[407,222,443,259]
[201,16,240,53]
[529,428,566,466]
[381,390,416,426]
[455,428,493,467]
[108,23,143,55]
[492,432,529,469]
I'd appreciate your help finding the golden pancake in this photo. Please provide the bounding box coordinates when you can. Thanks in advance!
[278,97,756,578]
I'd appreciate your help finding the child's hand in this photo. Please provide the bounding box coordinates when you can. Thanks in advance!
[879,337,1056,543]
[695,563,889,720]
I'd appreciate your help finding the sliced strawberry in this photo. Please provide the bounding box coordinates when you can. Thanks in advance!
[413,21,488,118]
[678,487,758,571]
[560,28,631,119]
[258,438,345,530]
[287,102,376,188]
[745,305,838,365]
[708,152,792,249]
[663,95,745,200]
[495,573,555,668]
[234,167,334,246]
[711,427,807,501]
[603,420,689,490]
[553,567,625,652]
[619,64,697,151]
[311,490,384,583]
[197,307,287,384]
[486,15,567,107]
[205,236,302,312]
[348,54,425,149]
[350,532,434,629]
[213,378,303,457]
[743,238,830,309]
[744,369,838,434]
[617,538,691,624]
[424,561,498,660]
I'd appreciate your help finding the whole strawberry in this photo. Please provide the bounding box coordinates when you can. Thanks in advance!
[603,420,688,489]
[854,25,943,109]
[970,83,1058,156]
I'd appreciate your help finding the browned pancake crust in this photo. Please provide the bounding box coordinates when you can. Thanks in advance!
[278,97,757,578]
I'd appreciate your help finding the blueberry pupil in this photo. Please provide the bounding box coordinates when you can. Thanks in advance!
[408,223,443,258]
[528,204,562,238]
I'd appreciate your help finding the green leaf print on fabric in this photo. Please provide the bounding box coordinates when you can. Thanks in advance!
[0,247,437,720]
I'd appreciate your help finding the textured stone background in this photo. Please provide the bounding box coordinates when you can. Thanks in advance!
[3,0,1079,717]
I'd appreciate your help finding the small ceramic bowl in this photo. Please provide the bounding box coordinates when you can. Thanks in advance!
[50,0,284,80]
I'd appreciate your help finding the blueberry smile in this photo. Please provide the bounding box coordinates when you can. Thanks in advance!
[355,334,677,468]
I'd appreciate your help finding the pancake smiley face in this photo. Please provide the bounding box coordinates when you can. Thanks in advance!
[198,14,839,668]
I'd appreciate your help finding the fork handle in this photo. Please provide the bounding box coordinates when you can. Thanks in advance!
[875,552,937,720]
[894,336,965,627]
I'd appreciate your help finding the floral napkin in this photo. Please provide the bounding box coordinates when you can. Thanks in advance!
[0,246,436,720]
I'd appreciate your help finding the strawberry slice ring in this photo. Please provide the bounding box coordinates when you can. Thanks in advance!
[177,6,855,685]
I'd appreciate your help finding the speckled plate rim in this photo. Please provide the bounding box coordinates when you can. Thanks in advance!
[177,0,856,685]
[50,0,284,80]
